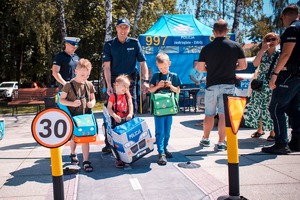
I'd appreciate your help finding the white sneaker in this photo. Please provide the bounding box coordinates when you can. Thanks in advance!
[217,142,227,151]
[200,138,210,147]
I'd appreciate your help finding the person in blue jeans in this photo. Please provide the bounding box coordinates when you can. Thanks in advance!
[149,53,181,165]
[197,19,247,151]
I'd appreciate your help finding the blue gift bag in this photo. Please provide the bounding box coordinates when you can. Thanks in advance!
[0,118,4,141]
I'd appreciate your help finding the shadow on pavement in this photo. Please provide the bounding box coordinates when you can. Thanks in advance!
[4,159,52,186]
[0,142,38,151]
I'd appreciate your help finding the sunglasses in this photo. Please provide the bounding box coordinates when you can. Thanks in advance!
[266,38,277,42]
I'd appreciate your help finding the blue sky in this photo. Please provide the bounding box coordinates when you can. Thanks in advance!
[177,0,299,43]
[263,0,298,16]
[177,0,298,16]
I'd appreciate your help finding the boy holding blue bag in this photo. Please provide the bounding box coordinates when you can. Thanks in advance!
[59,58,96,172]
[149,53,181,165]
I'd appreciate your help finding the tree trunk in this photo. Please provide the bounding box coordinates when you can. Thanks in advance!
[231,0,242,42]
[195,0,202,20]
[132,0,145,37]
[104,0,113,42]
[55,0,67,40]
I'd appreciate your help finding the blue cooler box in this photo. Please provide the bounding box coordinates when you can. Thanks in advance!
[0,118,4,140]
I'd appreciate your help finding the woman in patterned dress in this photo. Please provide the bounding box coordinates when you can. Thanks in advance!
[244,32,280,141]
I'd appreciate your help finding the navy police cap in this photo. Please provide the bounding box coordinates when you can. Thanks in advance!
[116,18,130,26]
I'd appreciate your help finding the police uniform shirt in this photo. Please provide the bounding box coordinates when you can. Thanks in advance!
[280,20,300,64]
[102,37,146,76]
[53,51,80,81]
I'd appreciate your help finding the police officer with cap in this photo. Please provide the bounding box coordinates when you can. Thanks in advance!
[102,18,149,153]
[52,36,84,166]
[52,37,80,89]
[262,4,300,154]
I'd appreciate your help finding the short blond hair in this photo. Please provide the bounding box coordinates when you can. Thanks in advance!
[156,52,170,64]
[76,59,92,71]
[115,74,131,84]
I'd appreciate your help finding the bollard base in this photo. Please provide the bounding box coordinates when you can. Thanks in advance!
[217,195,248,200]
[177,161,200,169]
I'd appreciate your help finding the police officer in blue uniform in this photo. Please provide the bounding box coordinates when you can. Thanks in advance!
[102,18,149,152]
[52,37,80,89]
[262,5,300,154]
[52,37,82,165]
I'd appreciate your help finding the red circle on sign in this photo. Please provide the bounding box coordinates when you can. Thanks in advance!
[31,108,73,148]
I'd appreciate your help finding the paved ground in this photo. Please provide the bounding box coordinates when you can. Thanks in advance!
[0,110,300,200]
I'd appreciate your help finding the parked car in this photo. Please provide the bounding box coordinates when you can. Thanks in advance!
[0,81,18,100]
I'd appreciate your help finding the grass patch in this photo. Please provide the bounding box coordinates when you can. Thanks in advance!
[0,100,104,115]
[93,101,104,111]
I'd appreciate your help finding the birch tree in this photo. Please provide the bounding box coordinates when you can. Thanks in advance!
[232,0,242,42]
[104,0,113,42]
[56,0,67,40]
[132,0,145,37]
[195,0,202,20]
[270,0,289,34]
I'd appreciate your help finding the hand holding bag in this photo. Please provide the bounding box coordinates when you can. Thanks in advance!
[251,52,279,91]
[150,73,179,116]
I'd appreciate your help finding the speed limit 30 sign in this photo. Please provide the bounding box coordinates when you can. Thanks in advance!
[32,108,73,148]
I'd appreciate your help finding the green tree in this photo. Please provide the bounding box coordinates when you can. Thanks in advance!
[270,0,290,34]
[247,14,274,42]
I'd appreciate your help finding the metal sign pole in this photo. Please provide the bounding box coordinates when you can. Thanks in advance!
[50,147,64,200]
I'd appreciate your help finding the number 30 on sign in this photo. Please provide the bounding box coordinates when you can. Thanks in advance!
[31,108,73,148]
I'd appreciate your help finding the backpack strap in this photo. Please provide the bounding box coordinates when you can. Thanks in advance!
[112,93,129,127]
[266,51,280,80]
[113,93,128,114]
[84,82,92,114]
[70,81,91,114]
[69,81,79,116]
[70,81,78,99]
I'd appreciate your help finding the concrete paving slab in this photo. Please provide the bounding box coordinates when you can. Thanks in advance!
[1,111,300,200]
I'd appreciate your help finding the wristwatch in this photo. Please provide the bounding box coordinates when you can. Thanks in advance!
[143,79,149,83]
[272,72,279,76]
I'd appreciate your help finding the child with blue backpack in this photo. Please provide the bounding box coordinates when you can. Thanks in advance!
[149,53,181,165]
[59,58,96,172]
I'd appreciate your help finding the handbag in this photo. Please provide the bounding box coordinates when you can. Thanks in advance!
[251,52,279,91]
[150,73,179,116]
[250,79,263,91]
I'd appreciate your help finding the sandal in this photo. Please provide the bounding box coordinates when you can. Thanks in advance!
[82,161,93,172]
[267,135,275,141]
[251,131,265,138]
[70,154,79,165]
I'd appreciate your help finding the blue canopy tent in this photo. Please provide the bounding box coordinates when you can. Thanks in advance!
[138,14,235,84]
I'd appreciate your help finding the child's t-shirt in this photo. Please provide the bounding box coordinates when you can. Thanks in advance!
[150,72,181,92]
[108,93,129,118]
[62,80,96,116]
